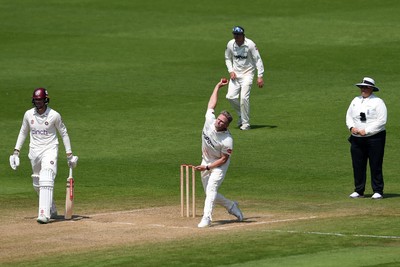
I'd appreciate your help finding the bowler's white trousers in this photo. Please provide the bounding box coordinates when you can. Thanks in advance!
[200,161,234,220]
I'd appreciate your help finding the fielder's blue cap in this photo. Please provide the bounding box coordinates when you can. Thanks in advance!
[232,26,244,35]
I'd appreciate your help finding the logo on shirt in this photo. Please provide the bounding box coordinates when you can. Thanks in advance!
[31,128,49,135]
[202,131,215,148]
[31,120,34,124]
[227,149,232,154]
[234,55,248,60]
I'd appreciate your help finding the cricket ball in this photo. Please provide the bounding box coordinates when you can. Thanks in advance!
[222,78,228,83]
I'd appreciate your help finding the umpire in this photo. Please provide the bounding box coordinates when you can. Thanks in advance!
[346,77,387,199]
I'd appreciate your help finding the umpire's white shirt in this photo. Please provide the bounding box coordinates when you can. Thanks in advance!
[346,94,387,137]
[225,38,264,78]
[201,109,233,170]
[15,107,72,154]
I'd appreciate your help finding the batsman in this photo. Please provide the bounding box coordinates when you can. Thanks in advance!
[194,78,244,228]
[9,88,78,224]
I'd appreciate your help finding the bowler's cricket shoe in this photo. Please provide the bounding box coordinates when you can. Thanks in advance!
[37,214,50,224]
[229,201,244,221]
[197,216,211,228]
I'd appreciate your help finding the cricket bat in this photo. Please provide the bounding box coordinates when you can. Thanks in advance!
[65,167,74,220]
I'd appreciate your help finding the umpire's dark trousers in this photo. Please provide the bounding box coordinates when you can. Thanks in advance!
[349,130,386,195]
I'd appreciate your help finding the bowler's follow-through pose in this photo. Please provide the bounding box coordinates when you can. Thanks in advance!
[9,88,78,224]
[194,78,243,228]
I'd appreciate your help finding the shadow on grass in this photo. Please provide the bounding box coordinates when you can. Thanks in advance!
[236,125,277,130]
[381,193,400,199]
[251,125,277,130]
[213,217,260,226]
[362,193,400,199]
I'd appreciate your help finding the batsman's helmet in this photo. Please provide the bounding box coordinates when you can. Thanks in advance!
[32,88,50,105]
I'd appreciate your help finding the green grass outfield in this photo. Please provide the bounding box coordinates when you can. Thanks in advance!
[1,0,400,266]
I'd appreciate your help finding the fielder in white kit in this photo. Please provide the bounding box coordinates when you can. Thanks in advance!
[9,88,78,224]
[225,26,265,130]
[195,78,244,228]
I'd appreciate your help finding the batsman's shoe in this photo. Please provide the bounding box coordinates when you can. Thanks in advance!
[349,192,364,198]
[371,193,383,199]
[37,214,50,224]
[197,217,211,228]
[229,201,244,221]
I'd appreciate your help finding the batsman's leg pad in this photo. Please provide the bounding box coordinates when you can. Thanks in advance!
[31,174,40,195]
[38,169,55,219]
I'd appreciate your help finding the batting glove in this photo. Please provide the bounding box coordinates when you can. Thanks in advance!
[9,151,20,170]
[67,154,79,168]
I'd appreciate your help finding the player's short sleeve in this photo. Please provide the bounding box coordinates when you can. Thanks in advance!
[205,109,215,122]
[221,136,233,156]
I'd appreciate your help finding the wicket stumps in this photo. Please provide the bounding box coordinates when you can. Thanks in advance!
[180,164,196,217]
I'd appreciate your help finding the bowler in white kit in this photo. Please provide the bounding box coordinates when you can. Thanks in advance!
[194,78,244,228]
[9,88,78,224]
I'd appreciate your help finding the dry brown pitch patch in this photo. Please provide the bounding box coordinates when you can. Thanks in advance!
[0,206,319,265]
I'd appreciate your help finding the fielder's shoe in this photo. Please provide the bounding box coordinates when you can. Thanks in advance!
[37,214,50,224]
[240,124,250,131]
[349,192,364,198]
[50,203,58,219]
[197,217,211,228]
[371,193,383,199]
[228,201,244,221]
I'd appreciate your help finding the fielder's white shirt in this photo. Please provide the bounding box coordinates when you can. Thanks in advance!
[15,107,72,154]
[346,94,387,137]
[201,109,233,167]
[225,37,264,78]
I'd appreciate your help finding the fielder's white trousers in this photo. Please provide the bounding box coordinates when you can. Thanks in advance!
[226,74,254,127]
[200,164,234,220]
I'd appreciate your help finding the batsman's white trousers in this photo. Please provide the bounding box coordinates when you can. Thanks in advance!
[29,146,58,219]
[200,162,234,220]
[226,74,254,127]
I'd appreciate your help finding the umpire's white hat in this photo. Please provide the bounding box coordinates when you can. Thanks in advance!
[355,77,380,92]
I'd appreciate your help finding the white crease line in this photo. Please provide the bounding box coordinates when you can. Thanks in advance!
[263,230,400,239]
[87,207,163,217]
[83,216,320,231]
[86,220,195,230]
[215,216,319,230]
[112,222,137,226]
[148,224,165,227]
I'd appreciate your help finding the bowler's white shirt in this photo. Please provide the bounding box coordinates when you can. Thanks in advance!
[225,38,264,78]
[15,107,72,153]
[201,109,233,167]
[346,94,387,137]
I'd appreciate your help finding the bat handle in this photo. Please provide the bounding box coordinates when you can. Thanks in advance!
[69,167,73,178]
